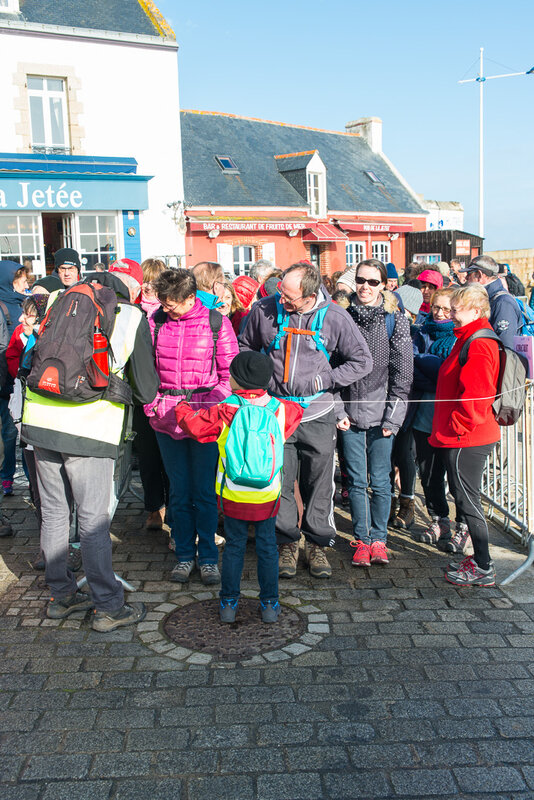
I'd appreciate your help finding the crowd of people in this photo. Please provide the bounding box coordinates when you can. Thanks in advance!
[0,248,524,629]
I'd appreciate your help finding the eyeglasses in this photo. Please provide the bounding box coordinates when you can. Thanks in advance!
[277,281,306,305]
[160,300,181,314]
[356,277,381,287]
[432,304,451,314]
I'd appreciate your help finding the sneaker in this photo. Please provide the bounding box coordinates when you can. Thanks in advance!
[92,602,146,632]
[2,480,13,497]
[304,542,332,578]
[394,497,415,529]
[199,563,221,585]
[416,517,444,545]
[351,540,370,567]
[445,556,496,587]
[47,590,94,619]
[370,541,389,564]
[440,522,470,554]
[260,600,281,623]
[278,542,299,578]
[447,555,494,572]
[219,598,238,623]
[170,560,195,583]
[67,544,82,572]
[0,512,13,537]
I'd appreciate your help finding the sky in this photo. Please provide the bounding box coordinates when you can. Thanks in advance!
[157,0,534,252]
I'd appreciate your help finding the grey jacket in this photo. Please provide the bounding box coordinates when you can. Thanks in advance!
[239,287,373,422]
[343,292,413,433]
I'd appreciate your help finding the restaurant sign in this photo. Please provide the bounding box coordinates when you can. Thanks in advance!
[190,221,309,232]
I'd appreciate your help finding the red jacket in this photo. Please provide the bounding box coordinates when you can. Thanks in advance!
[429,317,500,448]
[6,324,25,379]
[175,389,303,520]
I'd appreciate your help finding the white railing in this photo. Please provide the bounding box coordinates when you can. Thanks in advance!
[481,382,534,583]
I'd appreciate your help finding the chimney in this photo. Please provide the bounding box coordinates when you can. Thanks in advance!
[345,117,382,154]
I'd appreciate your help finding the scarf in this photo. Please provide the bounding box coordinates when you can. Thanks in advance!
[421,317,456,360]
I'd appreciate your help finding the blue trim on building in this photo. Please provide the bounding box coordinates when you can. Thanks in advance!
[0,153,138,174]
[122,211,142,262]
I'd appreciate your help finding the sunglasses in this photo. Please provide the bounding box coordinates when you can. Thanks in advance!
[356,277,382,287]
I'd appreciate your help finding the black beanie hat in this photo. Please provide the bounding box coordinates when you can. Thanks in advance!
[229,351,273,390]
[54,247,81,270]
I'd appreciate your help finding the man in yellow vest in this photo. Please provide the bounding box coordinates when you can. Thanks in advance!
[22,265,159,631]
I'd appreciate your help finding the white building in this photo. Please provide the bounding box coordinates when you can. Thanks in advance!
[420,198,464,232]
[0,0,183,275]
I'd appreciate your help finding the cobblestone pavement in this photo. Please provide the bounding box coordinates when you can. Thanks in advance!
[1,475,534,800]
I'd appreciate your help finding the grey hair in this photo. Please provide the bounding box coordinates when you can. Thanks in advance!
[114,272,141,298]
[250,259,275,283]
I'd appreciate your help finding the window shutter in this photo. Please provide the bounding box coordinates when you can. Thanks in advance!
[262,242,276,267]
[217,243,233,274]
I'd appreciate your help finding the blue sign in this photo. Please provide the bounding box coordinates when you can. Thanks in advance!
[0,175,150,211]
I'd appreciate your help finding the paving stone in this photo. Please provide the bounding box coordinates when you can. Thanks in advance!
[348,743,416,767]
[0,711,39,732]
[159,706,214,726]
[190,724,251,748]
[389,699,446,718]
[454,766,526,792]
[0,754,25,781]
[494,716,534,738]
[390,768,457,795]
[188,776,253,800]
[435,718,497,739]
[38,709,97,730]
[69,690,127,709]
[112,779,182,800]
[96,709,156,729]
[184,687,237,705]
[155,671,210,687]
[41,781,113,800]
[323,771,391,798]
[215,703,273,723]
[256,723,314,745]
[478,739,534,764]
[156,750,218,775]
[240,686,294,703]
[374,720,436,742]
[21,754,91,780]
[415,742,479,765]
[285,745,350,771]
[90,752,152,778]
[317,722,376,744]
[0,787,41,800]
[45,672,103,690]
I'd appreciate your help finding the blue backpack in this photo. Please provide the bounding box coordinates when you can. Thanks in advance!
[223,395,284,489]
[515,298,534,336]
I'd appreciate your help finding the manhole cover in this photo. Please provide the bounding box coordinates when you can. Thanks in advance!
[162,598,306,661]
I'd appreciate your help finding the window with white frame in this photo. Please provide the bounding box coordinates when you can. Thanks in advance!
[0,214,41,265]
[345,242,366,268]
[233,245,255,277]
[77,214,118,270]
[307,172,321,217]
[372,242,391,263]
[27,76,70,154]
[413,253,441,264]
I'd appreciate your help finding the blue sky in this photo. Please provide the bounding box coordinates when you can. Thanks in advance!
[157,0,534,252]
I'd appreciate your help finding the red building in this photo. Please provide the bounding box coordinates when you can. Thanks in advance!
[181,112,427,276]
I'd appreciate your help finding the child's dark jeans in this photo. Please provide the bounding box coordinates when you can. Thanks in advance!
[220,516,278,603]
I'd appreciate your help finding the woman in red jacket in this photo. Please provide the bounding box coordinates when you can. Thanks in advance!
[429,284,500,587]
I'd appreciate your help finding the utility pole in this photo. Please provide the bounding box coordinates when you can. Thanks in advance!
[459,50,533,239]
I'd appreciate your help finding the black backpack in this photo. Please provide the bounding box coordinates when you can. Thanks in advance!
[27,281,127,403]
[459,329,528,426]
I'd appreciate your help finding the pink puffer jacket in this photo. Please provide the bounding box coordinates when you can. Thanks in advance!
[144,299,238,439]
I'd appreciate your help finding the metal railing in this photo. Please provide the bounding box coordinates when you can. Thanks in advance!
[481,382,534,583]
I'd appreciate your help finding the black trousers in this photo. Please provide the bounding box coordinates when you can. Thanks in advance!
[391,427,417,496]
[132,405,169,512]
[413,429,450,520]
[276,411,337,548]
[441,443,496,570]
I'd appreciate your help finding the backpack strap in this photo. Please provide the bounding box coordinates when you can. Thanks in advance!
[265,296,288,355]
[265,295,331,382]
[0,300,11,327]
[152,307,168,358]
[208,308,223,376]
[385,312,396,340]
[459,329,501,367]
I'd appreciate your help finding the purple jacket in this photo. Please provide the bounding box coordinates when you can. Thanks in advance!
[144,299,238,439]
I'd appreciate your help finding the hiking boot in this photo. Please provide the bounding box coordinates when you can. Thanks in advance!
[199,563,221,585]
[278,542,299,578]
[304,542,332,578]
[439,522,470,554]
[145,509,164,530]
[260,600,281,623]
[351,540,371,567]
[92,602,146,632]
[170,560,195,583]
[370,541,389,564]
[219,598,238,623]
[388,496,398,527]
[445,556,496,587]
[394,496,415,529]
[67,544,82,572]
[2,480,13,497]
[0,513,13,537]
[47,590,94,619]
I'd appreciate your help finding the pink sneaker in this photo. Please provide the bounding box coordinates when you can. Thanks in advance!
[351,540,371,567]
[370,541,389,564]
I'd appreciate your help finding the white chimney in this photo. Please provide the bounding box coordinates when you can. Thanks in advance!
[345,117,382,154]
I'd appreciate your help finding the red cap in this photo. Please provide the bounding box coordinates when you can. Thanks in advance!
[417,269,443,289]
[110,259,143,289]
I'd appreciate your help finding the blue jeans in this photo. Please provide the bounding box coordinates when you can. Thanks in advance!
[220,516,278,603]
[0,398,17,482]
[342,425,394,545]
[155,432,218,565]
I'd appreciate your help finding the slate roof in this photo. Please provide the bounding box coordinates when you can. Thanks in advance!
[9,0,169,38]
[181,111,425,215]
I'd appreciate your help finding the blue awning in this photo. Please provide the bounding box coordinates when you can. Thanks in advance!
[0,153,138,175]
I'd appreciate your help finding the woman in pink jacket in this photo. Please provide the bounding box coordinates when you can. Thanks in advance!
[144,269,239,585]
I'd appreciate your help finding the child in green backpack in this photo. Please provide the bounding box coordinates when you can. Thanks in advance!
[175,351,303,623]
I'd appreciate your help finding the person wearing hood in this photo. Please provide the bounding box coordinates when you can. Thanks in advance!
[343,259,413,568]
[239,262,373,579]
[52,248,81,289]
[0,260,30,496]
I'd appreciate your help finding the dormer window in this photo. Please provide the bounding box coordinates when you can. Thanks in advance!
[215,155,239,174]
[305,152,327,218]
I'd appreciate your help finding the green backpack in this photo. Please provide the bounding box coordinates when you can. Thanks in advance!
[223,395,284,488]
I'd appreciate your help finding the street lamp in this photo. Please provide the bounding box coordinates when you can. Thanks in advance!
[459,48,533,238]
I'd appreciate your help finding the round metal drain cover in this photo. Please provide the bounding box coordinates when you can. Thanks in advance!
[163,598,306,661]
